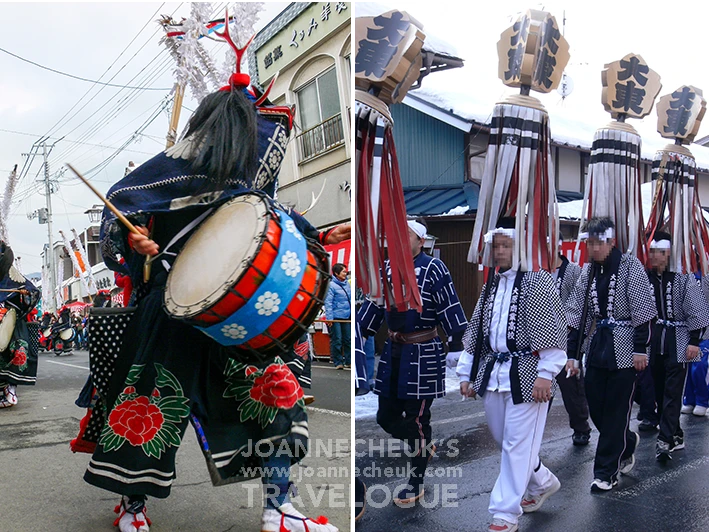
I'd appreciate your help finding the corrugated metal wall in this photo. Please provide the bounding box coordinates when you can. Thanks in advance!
[427,218,481,319]
[390,104,466,188]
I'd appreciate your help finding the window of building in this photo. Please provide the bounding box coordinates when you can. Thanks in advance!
[295,67,344,161]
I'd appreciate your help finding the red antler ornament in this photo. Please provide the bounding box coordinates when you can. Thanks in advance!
[216,9,255,90]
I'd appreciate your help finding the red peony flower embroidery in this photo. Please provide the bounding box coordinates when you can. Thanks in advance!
[123,386,136,395]
[10,349,27,367]
[249,363,304,409]
[151,389,160,399]
[245,366,258,377]
[108,396,164,446]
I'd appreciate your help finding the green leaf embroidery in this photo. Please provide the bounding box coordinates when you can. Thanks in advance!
[239,400,261,424]
[100,431,125,453]
[157,421,182,447]
[142,436,166,459]
[224,384,251,402]
[158,398,191,424]
[224,358,250,378]
[259,405,278,428]
[155,363,184,395]
[125,365,145,386]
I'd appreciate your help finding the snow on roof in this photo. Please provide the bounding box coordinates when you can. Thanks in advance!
[355,2,461,60]
[409,85,709,172]
[557,181,709,223]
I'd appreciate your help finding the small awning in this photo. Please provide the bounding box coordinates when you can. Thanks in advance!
[404,182,479,217]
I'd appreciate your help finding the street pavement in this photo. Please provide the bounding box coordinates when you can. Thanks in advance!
[0,351,351,532]
[355,380,709,532]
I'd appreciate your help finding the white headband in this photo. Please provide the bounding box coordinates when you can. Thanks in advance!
[650,239,671,250]
[578,228,614,242]
[484,228,516,244]
[407,220,427,239]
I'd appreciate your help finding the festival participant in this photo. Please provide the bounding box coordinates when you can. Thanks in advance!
[0,241,40,408]
[552,246,591,446]
[359,218,467,506]
[457,218,567,532]
[73,21,347,532]
[566,217,656,492]
[645,232,709,461]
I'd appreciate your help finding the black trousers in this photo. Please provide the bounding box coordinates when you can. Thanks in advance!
[651,353,687,445]
[555,369,591,433]
[376,355,434,457]
[635,367,658,424]
[585,366,638,482]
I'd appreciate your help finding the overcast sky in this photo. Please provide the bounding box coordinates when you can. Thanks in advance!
[7,1,709,274]
[0,2,289,274]
[360,1,709,160]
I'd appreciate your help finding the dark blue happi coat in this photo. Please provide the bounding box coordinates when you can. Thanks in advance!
[358,252,467,399]
[98,91,317,280]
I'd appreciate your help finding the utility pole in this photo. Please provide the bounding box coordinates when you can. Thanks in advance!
[41,141,57,313]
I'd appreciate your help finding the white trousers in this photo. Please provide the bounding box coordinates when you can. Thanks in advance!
[484,391,556,524]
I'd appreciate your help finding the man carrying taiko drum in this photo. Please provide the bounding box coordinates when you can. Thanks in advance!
[69,16,349,532]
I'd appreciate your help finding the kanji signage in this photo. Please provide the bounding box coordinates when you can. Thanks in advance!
[497,9,569,94]
[354,9,425,104]
[657,85,707,144]
[601,53,662,119]
[255,2,350,84]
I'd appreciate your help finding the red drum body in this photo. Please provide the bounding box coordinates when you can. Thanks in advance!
[164,194,330,357]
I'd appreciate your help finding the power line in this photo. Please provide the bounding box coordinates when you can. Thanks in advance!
[41,3,180,142]
[0,128,156,155]
[0,46,172,90]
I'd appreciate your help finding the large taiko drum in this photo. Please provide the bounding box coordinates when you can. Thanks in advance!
[163,194,330,357]
[60,327,76,342]
[0,308,16,352]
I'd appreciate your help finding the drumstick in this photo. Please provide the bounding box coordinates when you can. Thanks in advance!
[65,164,141,235]
[65,163,153,283]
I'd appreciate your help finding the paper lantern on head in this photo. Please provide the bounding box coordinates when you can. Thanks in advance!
[575,54,662,263]
[646,85,709,274]
[469,9,569,272]
[354,10,427,312]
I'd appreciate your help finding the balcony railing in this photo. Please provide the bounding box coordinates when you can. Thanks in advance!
[297,113,345,162]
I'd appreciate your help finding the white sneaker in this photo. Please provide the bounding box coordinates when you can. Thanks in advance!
[681,404,694,414]
[693,405,707,416]
[4,385,17,405]
[488,518,518,532]
[113,497,150,532]
[521,474,561,513]
[590,478,617,492]
[619,453,636,474]
[261,503,338,532]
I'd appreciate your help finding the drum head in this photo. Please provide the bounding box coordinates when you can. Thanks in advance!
[60,328,74,341]
[165,195,270,318]
[0,308,16,352]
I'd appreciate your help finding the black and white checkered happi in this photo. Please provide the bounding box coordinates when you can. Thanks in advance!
[465,270,567,403]
[566,253,657,369]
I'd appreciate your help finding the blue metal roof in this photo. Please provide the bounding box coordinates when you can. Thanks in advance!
[404,182,479,216]
[404,183,582,217]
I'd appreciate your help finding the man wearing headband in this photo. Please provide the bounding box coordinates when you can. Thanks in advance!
[456,217,567,532]
[566,217,656,492]
[358,217,467,507]
[645,231,709,462]
[552,244,591,447]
